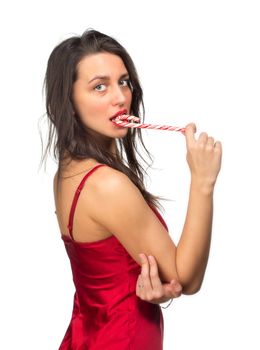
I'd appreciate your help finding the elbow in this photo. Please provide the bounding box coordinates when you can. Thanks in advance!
[180,279,203,295]
[177,267,206,295]
[182,284,201,295]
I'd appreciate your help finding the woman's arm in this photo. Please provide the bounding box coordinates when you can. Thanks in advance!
[86,124,222,295]
[175,123,222,294]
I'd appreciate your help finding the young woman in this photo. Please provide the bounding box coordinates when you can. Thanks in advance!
[42,29,222,349]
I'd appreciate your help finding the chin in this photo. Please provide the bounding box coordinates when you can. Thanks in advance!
[112,128,128,137]
[90,127,129,142]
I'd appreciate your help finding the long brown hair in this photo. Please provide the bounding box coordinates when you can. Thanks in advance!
[39,29,166,211]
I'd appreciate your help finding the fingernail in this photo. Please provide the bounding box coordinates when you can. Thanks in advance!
[176,284,182,292]
[171,280,182,291]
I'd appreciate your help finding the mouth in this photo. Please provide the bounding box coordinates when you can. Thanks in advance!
[110,109,128,122]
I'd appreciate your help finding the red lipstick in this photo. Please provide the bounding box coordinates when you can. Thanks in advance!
[110,109,127,120]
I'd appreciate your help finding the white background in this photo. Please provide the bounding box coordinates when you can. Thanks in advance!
[1,0,259,349]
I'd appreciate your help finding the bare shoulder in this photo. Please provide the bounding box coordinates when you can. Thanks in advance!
[88,165,137,197]
[88,165,148,222]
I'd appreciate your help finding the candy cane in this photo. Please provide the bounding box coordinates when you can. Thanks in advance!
[111,115,185,133]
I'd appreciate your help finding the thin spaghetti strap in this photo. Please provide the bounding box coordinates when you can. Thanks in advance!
[67,164,106,240]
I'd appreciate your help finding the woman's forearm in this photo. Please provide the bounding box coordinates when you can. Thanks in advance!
[176,179,215,294]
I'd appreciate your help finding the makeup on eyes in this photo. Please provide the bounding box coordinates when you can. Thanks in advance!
[88,73,129,85]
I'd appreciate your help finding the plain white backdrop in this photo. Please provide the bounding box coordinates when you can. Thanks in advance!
[1,0,259,349]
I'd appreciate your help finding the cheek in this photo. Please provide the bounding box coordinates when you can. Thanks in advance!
[75,95,105,117]
[126,90,133,106]
[88,97,111,117]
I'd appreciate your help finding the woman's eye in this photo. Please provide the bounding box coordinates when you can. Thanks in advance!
[119,79,130,87]
[94,84,106,91]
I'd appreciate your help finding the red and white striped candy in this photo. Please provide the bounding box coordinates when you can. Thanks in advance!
[111,115,185,133]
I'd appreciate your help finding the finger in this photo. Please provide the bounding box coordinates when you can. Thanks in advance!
[135,275,144,296]
[163,281,182,299]
[184,123,196,148]
[139,254,152,290]
[214,140,222,151]
[198,132,208,145]
[205,136,215,150]
[170,280,182,297]
[148,255,163,290]
[161,279,182,300]
[207,136,215,146]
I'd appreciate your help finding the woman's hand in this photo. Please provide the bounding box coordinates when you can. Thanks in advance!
[185,123,222,190]
[136,254,182,304]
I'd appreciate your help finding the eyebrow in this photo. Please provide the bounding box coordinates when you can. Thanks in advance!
[88,73,129,84]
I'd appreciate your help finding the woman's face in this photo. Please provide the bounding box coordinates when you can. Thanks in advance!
[72,52,132,146]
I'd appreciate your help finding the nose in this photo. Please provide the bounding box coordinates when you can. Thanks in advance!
[111,85,127,106]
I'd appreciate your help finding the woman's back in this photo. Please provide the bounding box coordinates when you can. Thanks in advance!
[54,162,167,349]
[54,159,114,243]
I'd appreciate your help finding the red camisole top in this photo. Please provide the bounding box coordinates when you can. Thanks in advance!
[58,164,169,349]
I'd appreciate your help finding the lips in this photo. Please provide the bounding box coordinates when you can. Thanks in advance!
[110,109,128,121]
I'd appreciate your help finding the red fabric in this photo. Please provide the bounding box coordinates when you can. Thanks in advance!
[59,164,169,349]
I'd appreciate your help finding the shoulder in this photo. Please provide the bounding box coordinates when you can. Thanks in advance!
[89,165,137,196]
[86,165,146,223]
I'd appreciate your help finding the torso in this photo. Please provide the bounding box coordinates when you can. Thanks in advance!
[53,158,113,243]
